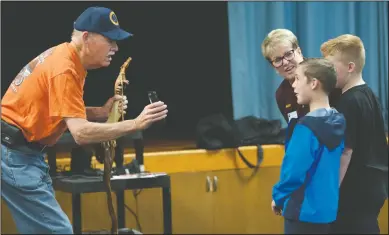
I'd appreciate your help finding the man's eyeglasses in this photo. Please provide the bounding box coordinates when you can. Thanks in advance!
[271,50,295,68]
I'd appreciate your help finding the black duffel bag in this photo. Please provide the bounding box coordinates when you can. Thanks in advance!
[195,114,285,169]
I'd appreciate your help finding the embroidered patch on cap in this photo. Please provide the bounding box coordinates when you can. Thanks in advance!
[109,11,119,26]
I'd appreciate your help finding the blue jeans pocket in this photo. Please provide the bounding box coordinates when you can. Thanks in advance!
[5,148,49,190]
[1,145,73,234]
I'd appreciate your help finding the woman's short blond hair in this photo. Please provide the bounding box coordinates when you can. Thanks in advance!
[261,29,300,61]
[320,34,366,74]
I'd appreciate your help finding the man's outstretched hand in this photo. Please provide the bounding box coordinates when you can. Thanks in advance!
[134,101,168,130]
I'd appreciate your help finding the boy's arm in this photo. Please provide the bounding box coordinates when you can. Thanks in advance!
[272,124,317,207]
[339,147,353,186]
[337,96,357,186]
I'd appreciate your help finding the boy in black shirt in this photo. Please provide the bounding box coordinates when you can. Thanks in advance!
[321,34,388,234]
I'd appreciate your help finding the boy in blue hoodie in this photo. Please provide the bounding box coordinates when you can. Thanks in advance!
[272,58,346,234]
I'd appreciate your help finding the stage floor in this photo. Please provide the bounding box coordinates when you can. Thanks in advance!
[54,137,199,159]
[127,139,197,153]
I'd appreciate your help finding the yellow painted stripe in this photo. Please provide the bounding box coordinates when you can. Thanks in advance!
[53,145,285,174]
[51,137,389,174]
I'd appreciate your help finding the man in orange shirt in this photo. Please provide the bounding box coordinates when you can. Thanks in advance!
[1,7,168,234]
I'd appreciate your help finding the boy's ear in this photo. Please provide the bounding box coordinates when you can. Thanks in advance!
[311,78,319,90]
[348,62,356,73]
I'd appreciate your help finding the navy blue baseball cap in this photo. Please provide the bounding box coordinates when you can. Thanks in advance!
[74,7,132,41]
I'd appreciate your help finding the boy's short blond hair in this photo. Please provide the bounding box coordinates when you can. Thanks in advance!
[320,34,366,74]
[261,29,299,61]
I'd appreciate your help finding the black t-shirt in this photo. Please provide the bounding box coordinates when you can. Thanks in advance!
[335,84,388,211]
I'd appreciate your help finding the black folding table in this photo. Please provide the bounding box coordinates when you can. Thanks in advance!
[48,131,172,234]
[52,173,172,234]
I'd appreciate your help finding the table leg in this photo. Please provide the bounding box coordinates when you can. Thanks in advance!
[72,193,82,234]
[162,184,172,234]
[47,148,57,176]
[116,190,125,229]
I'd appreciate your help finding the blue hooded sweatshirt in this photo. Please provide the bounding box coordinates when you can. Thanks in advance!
[272,108,346,223]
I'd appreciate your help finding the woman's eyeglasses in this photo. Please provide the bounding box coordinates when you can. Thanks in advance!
[271,50,295,68]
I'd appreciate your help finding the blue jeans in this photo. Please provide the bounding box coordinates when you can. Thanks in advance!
[1,144,73,234]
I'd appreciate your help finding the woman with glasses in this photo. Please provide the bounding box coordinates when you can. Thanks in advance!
[261,29,341,123]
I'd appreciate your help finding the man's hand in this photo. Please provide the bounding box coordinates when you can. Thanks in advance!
[100,78,129,118]
[102,95,128,118]
[271,200,282,216]
[115,79,129,94]
[134,101,168,130]
[116,95,128,115]
[85,95,128,122]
